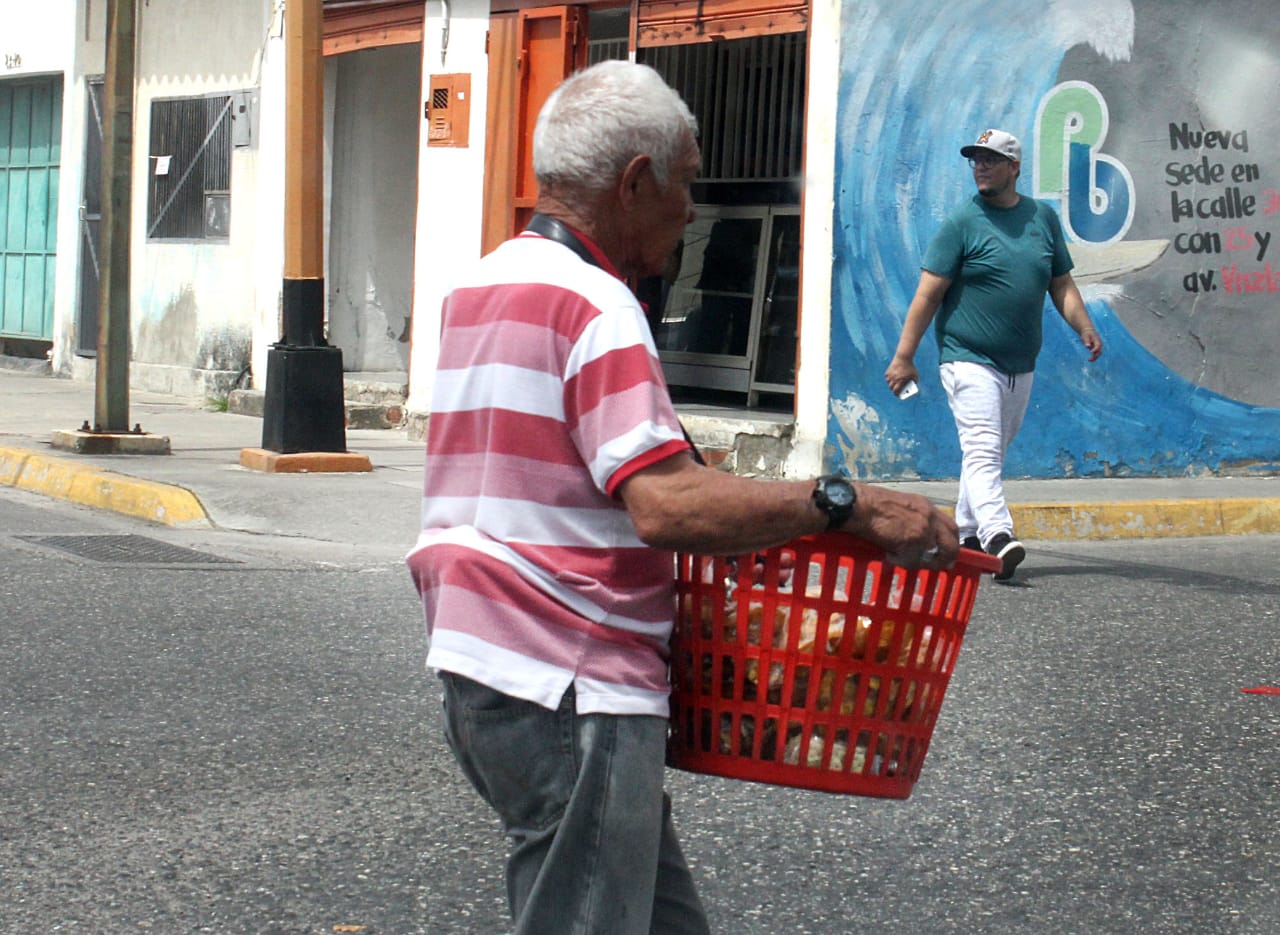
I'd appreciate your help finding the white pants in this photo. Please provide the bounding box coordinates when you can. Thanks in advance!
[940,361,1034,548]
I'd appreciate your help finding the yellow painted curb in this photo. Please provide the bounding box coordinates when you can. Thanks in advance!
[1011,498,1280,540]
[934,497,1280,540]
[1219,498,1280,536]
[0,446,29,486]
[0,446,210,527]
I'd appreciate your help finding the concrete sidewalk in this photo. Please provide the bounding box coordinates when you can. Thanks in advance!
[3,363,1279,544]
[0,365,426,553]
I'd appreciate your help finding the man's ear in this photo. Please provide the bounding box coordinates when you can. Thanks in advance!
[618,154,653,209]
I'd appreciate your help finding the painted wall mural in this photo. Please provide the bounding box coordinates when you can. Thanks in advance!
[830,0,1280,479]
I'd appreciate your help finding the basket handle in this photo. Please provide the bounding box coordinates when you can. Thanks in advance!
[794,533,1007,575]
[688,537,1004,576]
[959,546,1004,574]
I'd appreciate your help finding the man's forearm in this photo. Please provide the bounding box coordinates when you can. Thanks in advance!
[1050,275,1093,333]
[892,271,950,362]
[891,304,932,362]
[618,457,957,567]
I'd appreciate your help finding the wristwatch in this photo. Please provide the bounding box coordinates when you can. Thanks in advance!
[812,475,857,531]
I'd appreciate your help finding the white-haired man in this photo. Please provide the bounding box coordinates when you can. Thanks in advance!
[409,61,957,933]
[885,128,1103,582]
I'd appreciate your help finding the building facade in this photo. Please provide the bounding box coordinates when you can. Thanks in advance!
[2,0,1276,479]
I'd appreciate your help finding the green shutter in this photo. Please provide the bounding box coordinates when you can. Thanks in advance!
[0,76,62,341]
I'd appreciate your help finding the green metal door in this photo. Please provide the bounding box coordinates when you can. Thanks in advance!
[0,77,62,341]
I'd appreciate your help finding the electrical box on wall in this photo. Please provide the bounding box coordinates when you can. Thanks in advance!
[426,74,470,147]
[231,89,259,148]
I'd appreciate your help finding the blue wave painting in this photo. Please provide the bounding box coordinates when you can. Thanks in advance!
[830,0,1280,479]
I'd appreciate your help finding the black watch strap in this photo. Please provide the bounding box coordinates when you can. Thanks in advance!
[813,475,856,532]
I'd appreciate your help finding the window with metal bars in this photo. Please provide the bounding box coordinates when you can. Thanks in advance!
[146,94,233,241]
[641,32,806,188]
[587,6,629,66]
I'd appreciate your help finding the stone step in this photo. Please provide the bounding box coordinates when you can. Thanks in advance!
[226,389,265,418]
[342,371,409,406]
[228,372,407,430]
[344,400,405,430]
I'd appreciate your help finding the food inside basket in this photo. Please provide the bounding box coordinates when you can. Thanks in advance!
[696,569,938,774]
[714,716,899,774]
[783,729,870,771]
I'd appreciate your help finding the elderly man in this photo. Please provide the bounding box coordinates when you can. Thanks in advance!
[885,128,1103,582]
[409,61,957,934]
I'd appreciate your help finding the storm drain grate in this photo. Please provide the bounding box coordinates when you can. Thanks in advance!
[16,534,242,565]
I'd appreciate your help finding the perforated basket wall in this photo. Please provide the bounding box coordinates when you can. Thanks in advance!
[667,535,1000,799]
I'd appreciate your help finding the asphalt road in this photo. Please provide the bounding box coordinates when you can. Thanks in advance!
[1,487,1277,934]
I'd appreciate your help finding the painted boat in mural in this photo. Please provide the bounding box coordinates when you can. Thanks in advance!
[1068,239,1170,285]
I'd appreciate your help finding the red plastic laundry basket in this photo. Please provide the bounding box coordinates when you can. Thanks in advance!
[667,535,1002,799]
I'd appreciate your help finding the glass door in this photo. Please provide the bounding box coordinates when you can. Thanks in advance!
[653,206,763,394]
[652,205,798,405]
[750,208,800,399]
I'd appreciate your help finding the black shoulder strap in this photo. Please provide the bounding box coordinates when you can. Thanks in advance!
[523,214,706,466]
[526,213,600,268]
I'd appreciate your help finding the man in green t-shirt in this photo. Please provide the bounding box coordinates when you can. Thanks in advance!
[884,129,1104,581]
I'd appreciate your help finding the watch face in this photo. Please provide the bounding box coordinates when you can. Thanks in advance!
[826,479,855,508]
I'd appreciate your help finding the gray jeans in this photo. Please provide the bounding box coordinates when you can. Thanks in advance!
[439,672,711,935]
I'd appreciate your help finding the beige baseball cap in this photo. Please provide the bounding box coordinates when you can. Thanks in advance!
[961,129,1021,162]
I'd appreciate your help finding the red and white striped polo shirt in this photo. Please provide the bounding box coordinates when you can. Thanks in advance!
[406,230,691,716]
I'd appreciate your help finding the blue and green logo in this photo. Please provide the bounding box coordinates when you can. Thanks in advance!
[1034,80,1135,246]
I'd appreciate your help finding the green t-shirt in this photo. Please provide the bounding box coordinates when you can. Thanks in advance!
[922,195,1074,375]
